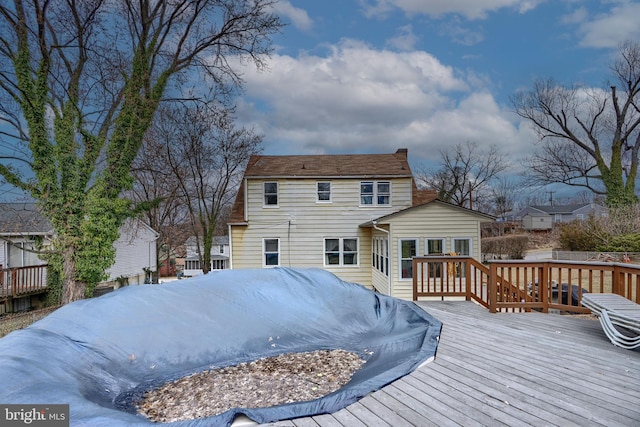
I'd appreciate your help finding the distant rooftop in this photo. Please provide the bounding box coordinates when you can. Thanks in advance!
[0,203,52,235]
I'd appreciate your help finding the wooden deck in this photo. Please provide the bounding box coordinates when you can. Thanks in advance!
[261,301,640,427]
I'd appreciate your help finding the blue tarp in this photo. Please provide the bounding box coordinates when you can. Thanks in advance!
[0,268,441,426]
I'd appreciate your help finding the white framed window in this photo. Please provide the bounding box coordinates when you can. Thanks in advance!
[263,182,278,207]
[7,241,41,267]
[554,214,562,223]
[185,259,200,270]
[316,181,332,202]
[360,181,391,206]
[425,238,445,255]
[324,238,358,266]
[452,238,471,256]
[372,236,389,276]
[576,214,584,220]
[400,238,418,280]
[263,238,280,267]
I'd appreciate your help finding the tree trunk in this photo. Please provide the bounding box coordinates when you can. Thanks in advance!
[61,247,86,304]
[202,233,212,274]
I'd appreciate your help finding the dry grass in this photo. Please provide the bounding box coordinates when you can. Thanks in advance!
[0,306,60,338]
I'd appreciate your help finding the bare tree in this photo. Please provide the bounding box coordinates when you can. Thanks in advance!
[158,104,262,274]
[489,177,519,218]
[0,0,282,303]
[130,127,192,278]
[417,142,510,210]
[512,40,640,207]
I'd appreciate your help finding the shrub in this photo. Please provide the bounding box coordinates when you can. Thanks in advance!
[558,215,609,251]
[482,234,529,259]
[597,233,640,252]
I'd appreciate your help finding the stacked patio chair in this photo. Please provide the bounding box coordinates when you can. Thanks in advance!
[581,293,640,350]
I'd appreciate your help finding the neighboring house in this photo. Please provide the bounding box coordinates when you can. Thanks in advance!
[183,235,230,276]
[103,218,160,285]
[227,149,494,300]
[514,204,608,231]
[0,202,158,312]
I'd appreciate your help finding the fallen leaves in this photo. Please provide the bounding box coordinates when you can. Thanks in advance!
[136,349,365,423]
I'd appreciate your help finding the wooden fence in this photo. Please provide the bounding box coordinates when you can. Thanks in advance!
[412,256,640,313]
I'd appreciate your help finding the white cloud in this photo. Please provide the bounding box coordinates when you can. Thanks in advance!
[574,2,640,48]
[386,25,419,51]
[234,40,529,166]
[361,0,545,20]
[561,7,588,25]
[272,0,313,32]
[438,16,484,46]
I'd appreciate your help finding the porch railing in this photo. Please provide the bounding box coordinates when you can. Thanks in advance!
[412,256,640,313]
[0,265,48,299]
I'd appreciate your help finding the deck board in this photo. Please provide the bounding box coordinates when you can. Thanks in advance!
[260,301,640,427]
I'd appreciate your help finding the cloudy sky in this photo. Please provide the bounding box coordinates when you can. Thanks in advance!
[233,0,640,179]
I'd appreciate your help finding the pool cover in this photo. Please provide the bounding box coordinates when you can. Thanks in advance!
[0,268,442,426]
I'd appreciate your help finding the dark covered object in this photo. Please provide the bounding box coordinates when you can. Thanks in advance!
[0,268,441,426]
[552,283,589,306]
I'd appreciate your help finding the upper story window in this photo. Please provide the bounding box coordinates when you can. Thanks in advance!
[264,182,278,207]
[317,182,331,202]
[360,181,390,206]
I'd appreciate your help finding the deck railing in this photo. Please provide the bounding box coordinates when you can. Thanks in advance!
[0,265,48,299]
[412,256,640,313]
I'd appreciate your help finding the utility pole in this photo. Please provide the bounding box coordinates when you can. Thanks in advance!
[547,190,555,207]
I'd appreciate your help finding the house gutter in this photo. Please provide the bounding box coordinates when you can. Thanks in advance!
[228,223,233,270]
[372,220,391,296]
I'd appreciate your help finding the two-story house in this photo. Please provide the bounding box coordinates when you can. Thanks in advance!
[227,149,494,300]
[183,235,230,276]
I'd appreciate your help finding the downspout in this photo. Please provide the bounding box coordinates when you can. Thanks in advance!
[228,223,233,270]
[372,220,391,296]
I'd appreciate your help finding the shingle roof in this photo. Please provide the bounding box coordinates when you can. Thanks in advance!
[242,148,413,178]
[529,204,597,214]
[0,202,53,235]
[412,183,438,206]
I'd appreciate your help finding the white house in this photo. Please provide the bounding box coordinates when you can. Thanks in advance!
[0,202,158,312]
[227,149,494,300]
[103,218,160,285]
[183,235,230,276]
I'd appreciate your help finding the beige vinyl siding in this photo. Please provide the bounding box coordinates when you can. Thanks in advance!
[231,177,413,286]
[385,203,484,300]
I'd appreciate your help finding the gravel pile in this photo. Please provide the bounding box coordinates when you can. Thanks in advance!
[136,349,366,423]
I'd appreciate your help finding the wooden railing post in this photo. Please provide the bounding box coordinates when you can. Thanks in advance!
[540,264,549,313]
[612,263,622,296]
[488,262,497,313]
[11,269,17,297]
[412,258,418,301]
[465,261,471,301]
